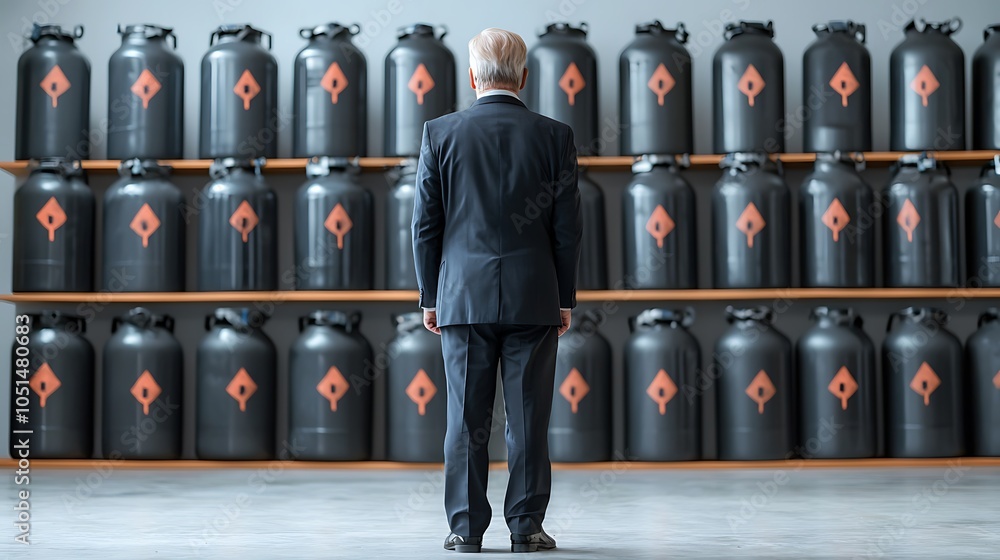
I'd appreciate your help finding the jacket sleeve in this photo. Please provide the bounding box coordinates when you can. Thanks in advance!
[411,123,445,309]
[551,127,582,309]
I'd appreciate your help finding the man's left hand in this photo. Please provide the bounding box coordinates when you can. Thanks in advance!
[423,309,441,335]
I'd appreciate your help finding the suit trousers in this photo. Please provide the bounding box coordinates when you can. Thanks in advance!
[439,323,558,537]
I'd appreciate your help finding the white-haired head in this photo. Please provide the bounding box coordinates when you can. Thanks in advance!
[468,28,527,92]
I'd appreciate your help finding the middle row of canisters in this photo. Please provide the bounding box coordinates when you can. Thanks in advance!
[12,152,1000,292]
[15,305,1000,462]
[14,18,1000,161]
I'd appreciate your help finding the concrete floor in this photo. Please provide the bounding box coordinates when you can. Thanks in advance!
[1,465,999,559]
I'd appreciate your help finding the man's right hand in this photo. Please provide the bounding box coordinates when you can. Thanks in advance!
[557,309,572,337]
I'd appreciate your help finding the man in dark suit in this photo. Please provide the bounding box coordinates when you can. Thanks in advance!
[411,27,582,554]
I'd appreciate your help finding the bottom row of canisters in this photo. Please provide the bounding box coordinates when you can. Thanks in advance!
[10,305,1000,461]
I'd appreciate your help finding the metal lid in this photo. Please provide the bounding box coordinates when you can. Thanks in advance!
[725,305,775,325]
[891,152,946,175]
[635,21,688,43]
[112,307,174,333]
[300,310,361,332]
[210,24,271,48]
[815,151,866,171]
[393,312,425,334]
[118,158,173,178]
[29,158,85,179]
[206,307,269,331]
[28,310,87,333]
[117,23,175,46]
[905,18,962,36]
[633,308,695,329]
[810,306,861,328]
[539,22,588,38]
[305,156,361,178]
[724,20,774,40]
[978,308,1000,327]
[397,23,446,41]
[720,152,783,175]
[209,157,267,179]
[985,24,1000,41]
[887,306,949,332]
[631,154,690,172]
[30,24,84,43]
[300,22,360,40]
[812,20,865,43]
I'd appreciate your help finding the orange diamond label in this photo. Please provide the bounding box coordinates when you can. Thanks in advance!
[321,62,349,104]
[645,205,675,248]
[130,370,162,415]
[229,200,259,243]
[827,366,858,411]
[897,198,920,243]
[317,366,351,412]
[821,198,850,242]
[745,370,776,414]
[226,367,257,412]
[234,69,261,111]
[559,367,590,414]
[407,63,434,105]
[910,65,939,107]
[29,363,61,408]
[405,368,437,415]
[993,210,1000,230]
[130,203,161,248]
[558,62,586,106]
[738,64,765,107]
[829,62,859,107]
[40,65,70,108]
[993,370,1000,390]
[646,369,678,415]
[909,362,941,406]
[36,196,67,243]
[736,202,766,248]
[130,68,162,109]
[324,203,353,250]
[647,63,675,106]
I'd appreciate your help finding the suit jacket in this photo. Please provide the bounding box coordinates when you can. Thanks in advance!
[411,93,582,327]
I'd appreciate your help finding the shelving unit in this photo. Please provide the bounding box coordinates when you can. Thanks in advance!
[1,150,998,177]
[4,288,1000,304]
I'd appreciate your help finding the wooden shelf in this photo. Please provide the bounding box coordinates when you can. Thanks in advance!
[1,151,997,177]
[1,457,996,470]
[4,288,1000,304]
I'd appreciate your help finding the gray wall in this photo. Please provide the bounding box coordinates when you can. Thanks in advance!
[1,0,998,460]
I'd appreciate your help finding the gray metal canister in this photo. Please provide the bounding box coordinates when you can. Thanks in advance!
[973,25,1000,150]
[713,21,785,154]
[386,312,446,462]
[107,24,184,160]
[10,311,93,459]
[882,155,960,288]
[577,171,608,289]
[294,158,373,290]
[966,308,1000,456]
[102,308,182,459]
[711,153,790,288]
[550,310,612,462]
[383,24,455,157]
[199,24,278,160]
[102,159,185,292]
[889,18,965,151]
[883,307,964,458]
[618,21,692,156]
[385,161,418,290]
[197,158,277,291]
[799,153,874,288]
[525,22,599,155]
[796,307,876,459]
[624,308,700,461]
[802,21,872,153]
[966,157,1000,286]
[621,155,697,289]
[13,159,94,292]
[196,308,276,460]
[289,310,373,461]
[293,23,366,158]
[715,306,794,461]
[16,24,90,160]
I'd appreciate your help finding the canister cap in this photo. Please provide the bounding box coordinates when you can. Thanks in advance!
[112,307,174,333]
[539,22,588,38]
[398,23,446,41]
[635,21,688,43]
[27,310,87,333]
[30,24,84,43]
[724,21,774,40]
[811,20,865,43]
[725,305,775,325]
[810,306,861,328]
[117,24,175,44]
[210,24,271,48]
[300,23,360,40]
[904,18,962,36]
[887,307,948,332]
[206,308,269,331]
[300,310,361,332]
[633,308,695,330]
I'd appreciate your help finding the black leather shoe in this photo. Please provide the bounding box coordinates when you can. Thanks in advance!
[510,529,556,552]
[444,533,482,553]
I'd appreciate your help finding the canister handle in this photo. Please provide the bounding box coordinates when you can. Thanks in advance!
[436,24,448,40]
[978,308,1000,328]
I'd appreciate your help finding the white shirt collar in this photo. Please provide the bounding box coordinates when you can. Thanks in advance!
[477,88,520,99]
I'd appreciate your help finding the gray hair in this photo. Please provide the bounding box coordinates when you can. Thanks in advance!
[468,28,527,90]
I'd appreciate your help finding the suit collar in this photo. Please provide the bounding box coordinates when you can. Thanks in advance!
[472,94,526,109]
